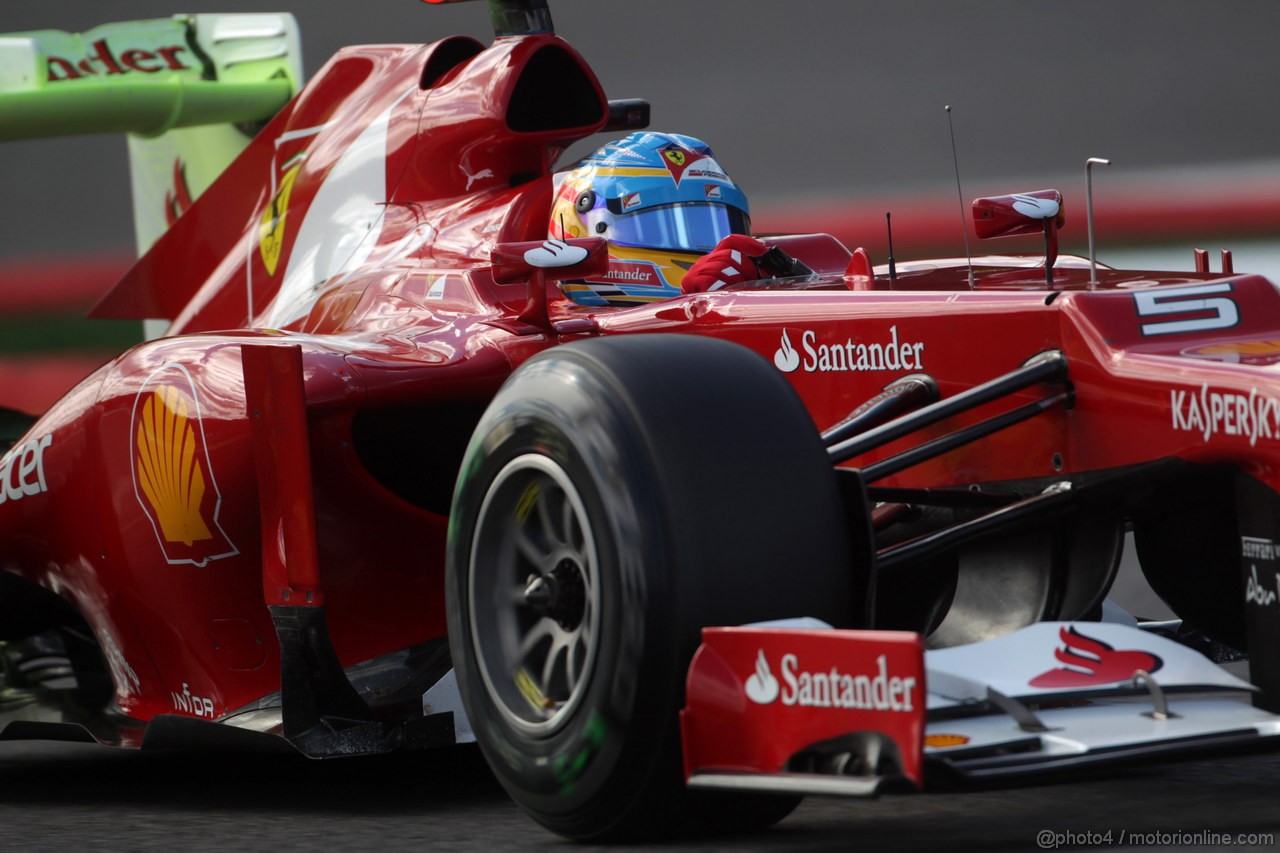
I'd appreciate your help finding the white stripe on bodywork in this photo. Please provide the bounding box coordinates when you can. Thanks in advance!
[245,120,334,320]
[262,89,413,327]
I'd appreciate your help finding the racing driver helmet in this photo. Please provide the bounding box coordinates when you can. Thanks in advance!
[550,131,751,306]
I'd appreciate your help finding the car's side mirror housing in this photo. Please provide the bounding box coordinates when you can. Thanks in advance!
[972,189,1066,283]
[491,237,609,284]
[972,189,1065,240]
[490,237,610,331]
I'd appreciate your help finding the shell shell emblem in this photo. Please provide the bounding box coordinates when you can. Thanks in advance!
[131,366,238,567]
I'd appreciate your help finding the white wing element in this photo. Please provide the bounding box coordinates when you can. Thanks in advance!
[524,239,589,268]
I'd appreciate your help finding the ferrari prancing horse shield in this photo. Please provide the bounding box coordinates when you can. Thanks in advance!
[259,164,301,276]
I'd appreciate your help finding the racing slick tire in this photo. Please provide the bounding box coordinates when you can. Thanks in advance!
[446,334,856,840]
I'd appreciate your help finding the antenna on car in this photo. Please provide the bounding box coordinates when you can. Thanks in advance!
[1085,157,1111,287]
[945,106,974,288]
[885,212,897,281]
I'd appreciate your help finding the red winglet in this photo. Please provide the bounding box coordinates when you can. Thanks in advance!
[845,246,874,288]
[681,627,926,790]
[242,343,323,607]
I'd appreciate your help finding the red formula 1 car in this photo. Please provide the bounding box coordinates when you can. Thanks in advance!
[3,0,1280,841]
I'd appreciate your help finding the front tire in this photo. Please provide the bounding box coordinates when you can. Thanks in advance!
[446,334,856,840]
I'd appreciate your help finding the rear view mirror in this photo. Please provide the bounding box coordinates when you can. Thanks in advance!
[490,237,610,331]
[972,189,1065,283]
[973,189,1065,239]
[491,237,609,284]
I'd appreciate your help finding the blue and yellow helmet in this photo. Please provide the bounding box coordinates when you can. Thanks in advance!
[551,132,751,306]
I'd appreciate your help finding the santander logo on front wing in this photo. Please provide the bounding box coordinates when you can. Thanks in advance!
[1029,626,1163,688]
[744,648,919,712]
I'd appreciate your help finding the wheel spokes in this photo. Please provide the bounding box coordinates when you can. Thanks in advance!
[470,454,601,733]
[514,524,550,572]
[535,483,563,550]
[518,616,557,660]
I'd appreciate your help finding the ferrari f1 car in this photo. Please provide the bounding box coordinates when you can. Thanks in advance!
[2,0,1280,841]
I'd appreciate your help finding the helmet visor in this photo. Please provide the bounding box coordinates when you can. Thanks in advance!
[605,203,750,253]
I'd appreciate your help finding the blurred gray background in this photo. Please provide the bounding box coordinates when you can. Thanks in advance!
[3,0,1278,257]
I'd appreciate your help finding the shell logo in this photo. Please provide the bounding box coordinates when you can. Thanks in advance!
[924,733,970,748]
[136,385,213,546]
[131,366,238,567]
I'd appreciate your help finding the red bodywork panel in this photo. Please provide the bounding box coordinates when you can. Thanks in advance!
[243,344,323,608]
[2,14,1279,743]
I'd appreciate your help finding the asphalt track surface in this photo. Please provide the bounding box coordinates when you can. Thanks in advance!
[1,738,1279,852]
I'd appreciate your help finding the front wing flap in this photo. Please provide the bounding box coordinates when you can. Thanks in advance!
[681,626,927,796]
[681,622,1280,796]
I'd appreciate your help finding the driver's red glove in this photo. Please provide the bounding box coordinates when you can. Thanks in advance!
[681,234,769,294]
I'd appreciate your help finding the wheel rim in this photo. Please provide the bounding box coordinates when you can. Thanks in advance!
[469,453,601,736]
